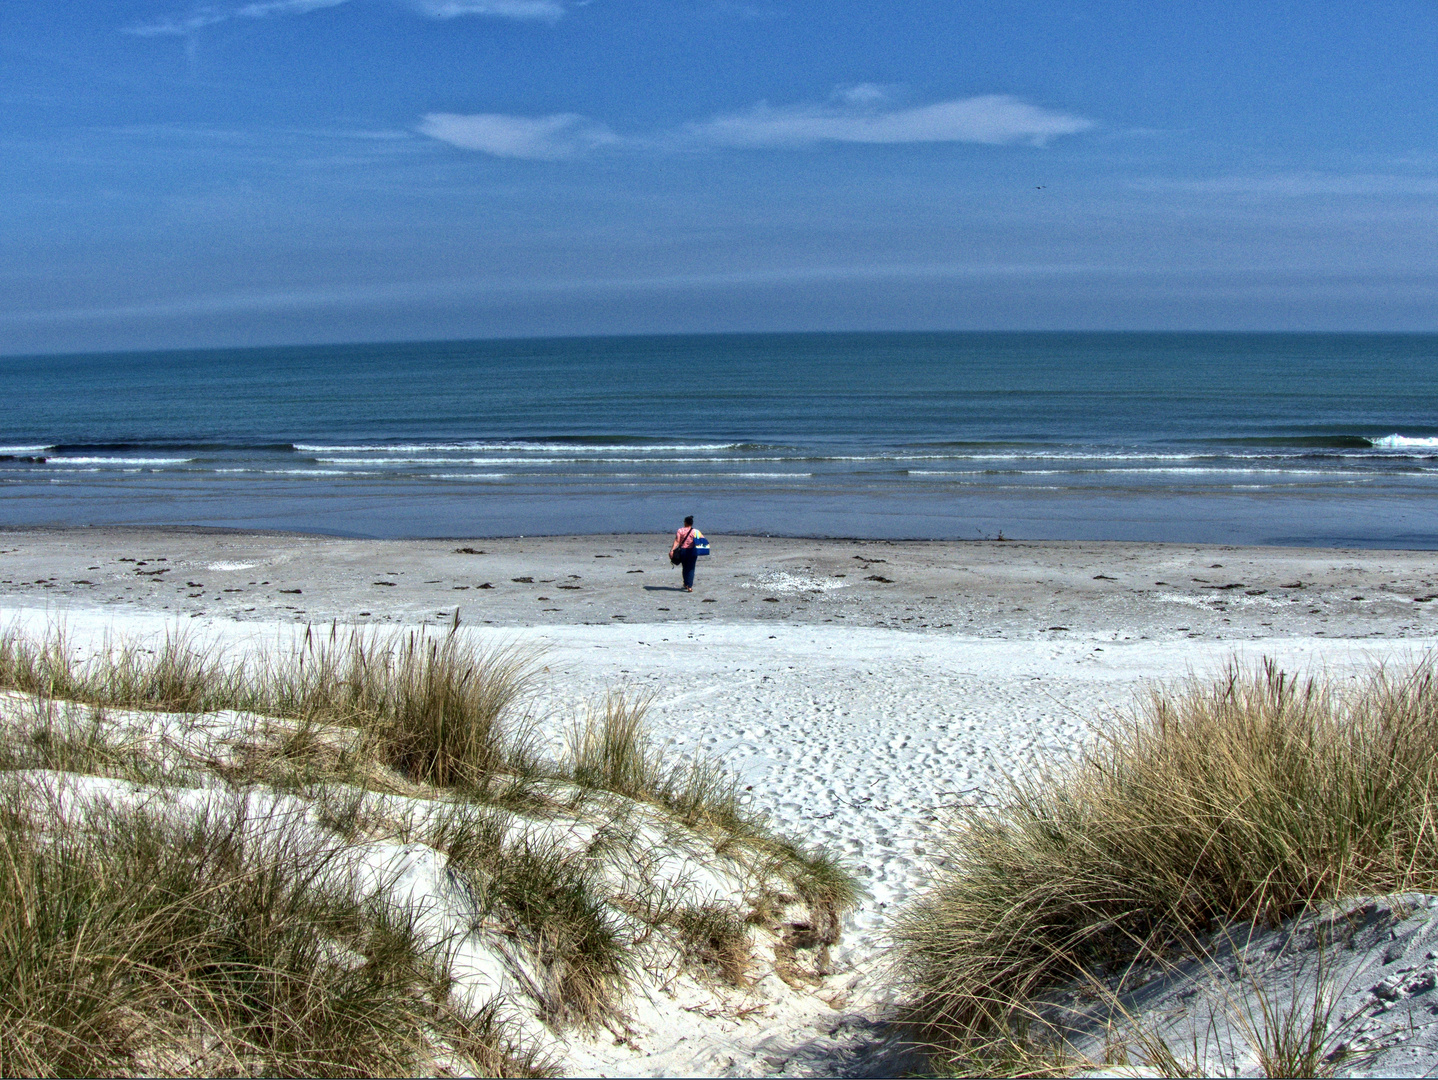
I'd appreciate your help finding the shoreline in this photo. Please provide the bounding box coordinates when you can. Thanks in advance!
[7,521,1438,551]
[4,527,1438,640]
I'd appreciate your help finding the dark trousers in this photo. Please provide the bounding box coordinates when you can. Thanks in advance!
[679,549,698,588]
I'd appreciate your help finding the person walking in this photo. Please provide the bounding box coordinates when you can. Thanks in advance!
[670,515,699,592]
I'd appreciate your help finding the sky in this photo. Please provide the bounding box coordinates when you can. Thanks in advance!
[3,1,1438,353]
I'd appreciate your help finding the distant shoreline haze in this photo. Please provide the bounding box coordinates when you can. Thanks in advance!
[3,332,1437,547]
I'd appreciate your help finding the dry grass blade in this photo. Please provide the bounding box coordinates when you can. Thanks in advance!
[567,690,663,800]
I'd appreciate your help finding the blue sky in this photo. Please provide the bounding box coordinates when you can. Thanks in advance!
[3,1,1437,353]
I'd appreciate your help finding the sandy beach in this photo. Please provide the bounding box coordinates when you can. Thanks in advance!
[6,527,1438,1075]
[7,527,1438,637]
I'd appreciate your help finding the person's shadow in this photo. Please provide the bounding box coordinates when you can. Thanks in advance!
[642,585,690,593]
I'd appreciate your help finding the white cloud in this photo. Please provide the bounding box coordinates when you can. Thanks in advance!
[237,0,348,15]
[418,112,616,159]
[408,0,564,20]
[690,93,1093,148]
[128,0,347,35]
[127,0,562,36]
[417,92,1092,162]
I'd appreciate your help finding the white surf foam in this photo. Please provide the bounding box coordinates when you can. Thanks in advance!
[47,456,193,466]
[295,442,746,454]
[1373,434,1438,449]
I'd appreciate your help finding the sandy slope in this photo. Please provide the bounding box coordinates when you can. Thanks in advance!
[4,529,1438,1075]
[1068,894,1438,1078]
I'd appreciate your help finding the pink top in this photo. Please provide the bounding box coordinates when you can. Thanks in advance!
[675,526,696,549]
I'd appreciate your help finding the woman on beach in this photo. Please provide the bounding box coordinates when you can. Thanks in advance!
[671,515,699,592]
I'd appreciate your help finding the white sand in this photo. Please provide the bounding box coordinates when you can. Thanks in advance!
[1067,893,1438,1078]
[5,529,1438,1075]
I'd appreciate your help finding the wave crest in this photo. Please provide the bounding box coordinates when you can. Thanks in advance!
[1372,434,1438,449]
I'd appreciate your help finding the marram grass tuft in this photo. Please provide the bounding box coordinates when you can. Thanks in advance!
[894,657,1438,1062]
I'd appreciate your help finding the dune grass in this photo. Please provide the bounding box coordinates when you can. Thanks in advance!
[0,623,855,897]
[668,904,756,985]
[894,657,1438,1068]
[566,691,758,838]
[0,784,545,1078]
[432,806,629,1024]
[566,692,860,919]
[0,696,181,785]
[0,620,538,793]
[0,620,862,1062]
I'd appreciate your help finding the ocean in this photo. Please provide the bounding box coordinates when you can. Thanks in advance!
[3,332,1438,546]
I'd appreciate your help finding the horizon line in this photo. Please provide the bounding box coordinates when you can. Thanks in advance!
[7,326,1438,362]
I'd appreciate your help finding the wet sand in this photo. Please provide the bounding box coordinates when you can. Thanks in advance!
[4,527,1438,640]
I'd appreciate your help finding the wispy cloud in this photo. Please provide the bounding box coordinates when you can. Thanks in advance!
[418,90,1093,161]
[127,0,562,36]
[690,92,1093,148]
[407,0,564,20]
[418,112,616,159]
[127,0,346,35]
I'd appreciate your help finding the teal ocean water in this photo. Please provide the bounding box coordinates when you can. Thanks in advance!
[3,332,1438,546]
